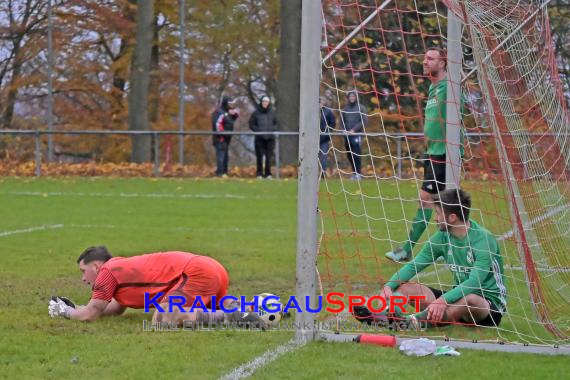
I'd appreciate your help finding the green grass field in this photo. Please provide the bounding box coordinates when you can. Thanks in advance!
[1,177,568,379]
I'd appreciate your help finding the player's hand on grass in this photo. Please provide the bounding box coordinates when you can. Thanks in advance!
[52,296,76,308]
[48,296,75,319]
[426,297,447,322]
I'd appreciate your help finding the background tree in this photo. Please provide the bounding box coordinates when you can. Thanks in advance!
[550,0,570,107]
[0,0,567,165]
[276,0,301,165]
[0,0,48,130]
[128,0,154,162]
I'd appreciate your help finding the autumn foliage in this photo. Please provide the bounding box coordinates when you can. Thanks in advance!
[0,0,280,164]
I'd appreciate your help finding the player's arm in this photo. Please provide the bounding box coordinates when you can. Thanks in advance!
[65,266,118,321]
[102,298,126,316]
[69,299,109,322]
[384,236,442,291]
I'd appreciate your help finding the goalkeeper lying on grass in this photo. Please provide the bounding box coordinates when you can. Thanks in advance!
[355,189,507,328]
[48,246,261,326]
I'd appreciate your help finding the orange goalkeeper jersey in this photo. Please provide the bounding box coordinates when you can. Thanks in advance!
[91,251,199,308]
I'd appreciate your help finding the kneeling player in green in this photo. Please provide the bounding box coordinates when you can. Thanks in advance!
[356,189,507,328]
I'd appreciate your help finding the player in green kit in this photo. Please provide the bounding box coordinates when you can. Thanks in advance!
[386,47,463,262]
[355,189,507,327]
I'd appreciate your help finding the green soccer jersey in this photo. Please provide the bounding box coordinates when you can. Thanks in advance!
[423,77,464,156]
[385,220,507,312]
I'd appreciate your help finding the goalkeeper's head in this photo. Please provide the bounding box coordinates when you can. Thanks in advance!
[433,189,472,232]
[423,47,447,79]
[77,246,113,286]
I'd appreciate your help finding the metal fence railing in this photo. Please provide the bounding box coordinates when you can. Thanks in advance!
[0,130,494,178]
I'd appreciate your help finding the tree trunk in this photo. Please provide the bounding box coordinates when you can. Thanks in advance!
[276,0,301,165]
[128,0,154,163]
[149,15,160,162]
[2,42,23,129]
[149,14,160,123]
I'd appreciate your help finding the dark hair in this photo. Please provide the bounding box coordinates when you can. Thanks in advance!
[221,96,237,110]
[434,189,471,222]
[427,47,447,71]
[77,246,113,264]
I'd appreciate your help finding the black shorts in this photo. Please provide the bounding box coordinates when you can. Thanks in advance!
[421,154,446,194]
[477,299,503,327]
[427,287,503,327]
[427,286,444,299]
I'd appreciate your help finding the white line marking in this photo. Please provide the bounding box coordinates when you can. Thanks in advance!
[68,224,118,229]
[0,224,64,237]
[505,265,570,273]
[1,191,246,200]
[219,339,304,380]
[497,204,568,241]
[64,224,291,233]
[419,263,570,279]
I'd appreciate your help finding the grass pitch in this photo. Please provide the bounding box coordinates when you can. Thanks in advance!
[0,177,568,379]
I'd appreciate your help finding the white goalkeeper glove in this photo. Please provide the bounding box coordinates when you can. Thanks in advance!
[48,297,74,319]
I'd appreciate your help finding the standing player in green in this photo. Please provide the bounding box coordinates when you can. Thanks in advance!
[356,189,507,327]
[386,47,462,262]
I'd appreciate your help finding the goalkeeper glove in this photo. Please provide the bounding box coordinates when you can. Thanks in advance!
[48,296,75,319]
[51,296,76,308]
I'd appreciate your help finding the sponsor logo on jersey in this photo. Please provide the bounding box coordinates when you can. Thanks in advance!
[466,249,474,264]
[426,98,438,108]
[449,264,471,274]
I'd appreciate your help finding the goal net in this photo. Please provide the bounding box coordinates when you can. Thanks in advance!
[316,0,570,347]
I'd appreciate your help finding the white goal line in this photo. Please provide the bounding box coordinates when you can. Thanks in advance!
[2,191,246,200]
[0,224,64,238]
[219,339,305,380]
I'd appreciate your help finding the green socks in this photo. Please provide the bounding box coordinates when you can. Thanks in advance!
[413,309,429,320]
[409,308,437,328]
[402,208,433,253]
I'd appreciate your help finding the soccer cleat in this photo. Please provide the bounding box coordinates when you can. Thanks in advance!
[350,174,362,181]
[406,314,421,330]
[385,247,412,263]
[353,305,392,324]
[405,310,434,329]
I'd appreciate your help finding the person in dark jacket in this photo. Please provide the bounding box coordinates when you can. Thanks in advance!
[341,91,368,179]
[319,97,336,175]
[249,95,278,178]
[211,96,239,177]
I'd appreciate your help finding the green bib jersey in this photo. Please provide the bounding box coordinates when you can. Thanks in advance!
[423,77,464,156]
[385,220,507,313]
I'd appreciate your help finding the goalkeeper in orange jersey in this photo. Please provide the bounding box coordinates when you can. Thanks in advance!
[48,246,261,326]
[355,189,507,328]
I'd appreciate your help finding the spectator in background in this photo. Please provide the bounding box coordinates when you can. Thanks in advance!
[341,91,368,180]
[319,96,336,176]
[249,95,278,178]
[211,96,239,177]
